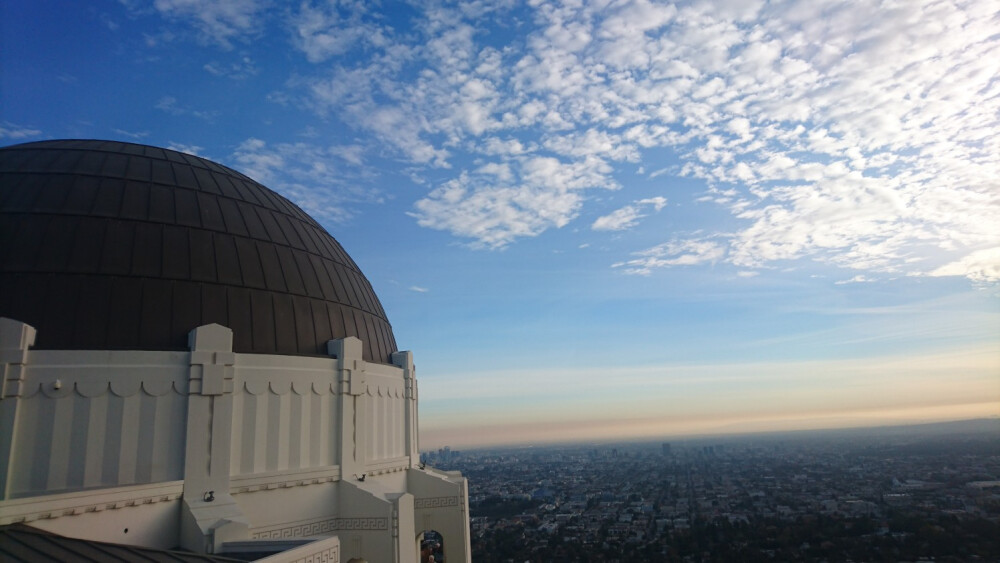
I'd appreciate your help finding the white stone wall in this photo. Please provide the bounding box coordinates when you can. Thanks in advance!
[409,468,473,563]
[5,350,188,497]
[231,355,343,475]
[0,318,470,562]
[363,364,407,464]
[0,329,408,501]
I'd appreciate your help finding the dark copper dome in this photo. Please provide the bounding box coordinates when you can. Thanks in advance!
[0,139,397,363]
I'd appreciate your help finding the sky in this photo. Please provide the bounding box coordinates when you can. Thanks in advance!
[2,0,998,449]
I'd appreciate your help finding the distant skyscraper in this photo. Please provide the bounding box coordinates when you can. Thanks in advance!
[662,443,672,456]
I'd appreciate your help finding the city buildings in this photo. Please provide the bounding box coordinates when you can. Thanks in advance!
[429,422,1000,561]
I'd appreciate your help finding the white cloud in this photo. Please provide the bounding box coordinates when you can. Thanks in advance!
[232,138,283,183]
[329,144,365,166]
[231,138,383,223]
[638,197,668,211]
[409,286,429,293]
[411,154,620,248]
[543,129,640,162]
[482,137,530,156]
[152,0,265,48]
[166,142,203,156]
[203,56,258,79]
[520,156,615,192]
[592,196,667,231]
[290,1,376,63]
[274,1,1000,282]
[113,129,150,139]
[613,240,726,275]
[930,247,1000,284]
[0,122,41,140]
[476,162,513,182]
[726,117,752,139]
[308,66,451,166]
[155,96,218,121]
[835,275,876,285]
[410,171,586,250]
[592,206,644,232]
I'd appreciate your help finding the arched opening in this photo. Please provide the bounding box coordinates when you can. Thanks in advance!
[418,529,445,563]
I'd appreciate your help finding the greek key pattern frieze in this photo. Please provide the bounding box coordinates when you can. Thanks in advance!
[414,496,461,510]
[287,546,339,563]
[252,517,388,539]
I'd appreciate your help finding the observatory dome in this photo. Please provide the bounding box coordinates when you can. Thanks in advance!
[0,139,397,363]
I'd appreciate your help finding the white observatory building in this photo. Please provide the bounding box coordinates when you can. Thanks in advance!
[0,140,471,562]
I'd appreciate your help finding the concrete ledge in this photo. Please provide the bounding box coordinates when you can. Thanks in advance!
[231,465,343,494]
[0,481,184,525]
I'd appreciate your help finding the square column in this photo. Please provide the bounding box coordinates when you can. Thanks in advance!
[391,351,420,468]
[328,337,367,479]
[180,324,248,554]
[0,318,36,499]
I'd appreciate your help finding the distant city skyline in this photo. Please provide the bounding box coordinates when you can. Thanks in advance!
[3,0,998,449]
[441,419,1000,561]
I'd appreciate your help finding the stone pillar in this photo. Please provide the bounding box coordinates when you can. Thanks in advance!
[389,492,417,563]
[328,337,367,479]
[391,351,420,468]
[180,324,247,554]
[0,318,36,499]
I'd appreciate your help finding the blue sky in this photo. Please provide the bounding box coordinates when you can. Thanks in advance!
[3,0,998,448]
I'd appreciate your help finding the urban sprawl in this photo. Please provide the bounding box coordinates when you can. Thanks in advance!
[424,421,1000,562]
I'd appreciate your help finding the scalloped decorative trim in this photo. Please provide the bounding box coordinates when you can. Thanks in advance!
[25,379,186,399]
